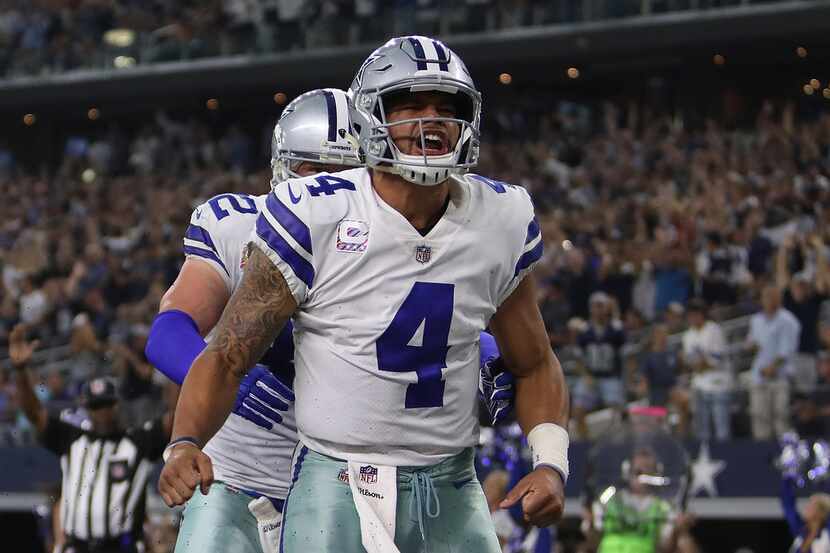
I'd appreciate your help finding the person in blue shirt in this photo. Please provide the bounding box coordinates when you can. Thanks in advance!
[781,475,830,553]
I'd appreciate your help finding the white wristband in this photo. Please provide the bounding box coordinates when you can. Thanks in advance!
[527,423,569,483]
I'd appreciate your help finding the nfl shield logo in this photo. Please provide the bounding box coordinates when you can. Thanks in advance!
[415,245,431,264]
[359,465,378,484]
[337,468,350,484]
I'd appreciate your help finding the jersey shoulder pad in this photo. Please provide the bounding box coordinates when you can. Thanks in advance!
[271,167,366,225]
[184,192,263,285]
[460,173,535,231]
[460,174,541,304]
[254,168,367,305]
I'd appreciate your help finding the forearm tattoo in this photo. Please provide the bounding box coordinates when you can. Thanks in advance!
[207,245,295,379]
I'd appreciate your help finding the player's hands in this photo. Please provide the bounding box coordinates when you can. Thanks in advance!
[479,356,514,424]
[233,364,295,430]
[159,443,213,507]
[9,325,39,369]
[500,466,565,527]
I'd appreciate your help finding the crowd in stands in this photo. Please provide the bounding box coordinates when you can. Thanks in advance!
[0,0,786,78]
[1,92,830,448]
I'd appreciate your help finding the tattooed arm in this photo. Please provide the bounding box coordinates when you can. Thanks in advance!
[159,246,297,506]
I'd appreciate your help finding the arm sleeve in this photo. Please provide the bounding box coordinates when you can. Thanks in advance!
[40,415,83,456]
[183,201,235,292]
[249,187,315,306]
[781,477,804,537]
[145,310,207,385]
[498,188,543,305]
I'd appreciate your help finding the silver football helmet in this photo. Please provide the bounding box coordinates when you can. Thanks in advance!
[348,36,481,186]
[271,88,363,185]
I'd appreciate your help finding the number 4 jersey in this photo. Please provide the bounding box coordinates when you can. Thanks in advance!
[184,192,297,499]
[250,167,542,466]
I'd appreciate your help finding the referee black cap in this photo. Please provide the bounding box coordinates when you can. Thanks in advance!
[82,377,119,409]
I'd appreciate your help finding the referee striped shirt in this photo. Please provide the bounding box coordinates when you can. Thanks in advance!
[41,411,167,542]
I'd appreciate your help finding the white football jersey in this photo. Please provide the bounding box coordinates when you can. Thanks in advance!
[184,192,298,499]
[250,167,542,466]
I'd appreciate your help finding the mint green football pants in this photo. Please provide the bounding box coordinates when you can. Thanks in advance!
[174,481,266,553]
[279,447,501,553]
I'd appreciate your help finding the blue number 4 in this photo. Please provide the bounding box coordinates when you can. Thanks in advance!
[377,282,454,408]
[306,175,356,197]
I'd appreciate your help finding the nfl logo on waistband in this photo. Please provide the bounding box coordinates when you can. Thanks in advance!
[359,465,378,484]
[415,245,431,264]
[338,468,350,484]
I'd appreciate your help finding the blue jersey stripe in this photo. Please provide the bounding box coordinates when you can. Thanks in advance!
[525,218,540,245]
[432,40,449,71]
[408,38,428,70]
[185,224,218,252]
[265,193,313,255]
[292,446,308,484]
[322,90,338,143]
[514,240,544,276]
[183,245,230,276]
[255,215,314,289]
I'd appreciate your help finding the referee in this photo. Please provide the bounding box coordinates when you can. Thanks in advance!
[10,325,171,553]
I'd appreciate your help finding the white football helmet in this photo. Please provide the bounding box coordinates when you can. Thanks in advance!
[271,88,363,185]
[348,36,481,186]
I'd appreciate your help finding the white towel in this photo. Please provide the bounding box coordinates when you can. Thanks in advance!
[247,496,282,553]
[347,461,400,553]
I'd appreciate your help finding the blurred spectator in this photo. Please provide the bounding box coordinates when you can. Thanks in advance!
[793,352,830,439]
[638,323,679,408]
[746,285,801,440]
[682,299,732,441]
[572,292,627,438]
[776,234,830,394]
[696,231,752,308]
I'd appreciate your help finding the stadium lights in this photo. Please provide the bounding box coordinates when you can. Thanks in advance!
[103,29,136,48]
[810,79,821,90]
[274,92,288,105]
[113,56,136,69]
[804,84,815,96]
[567,67,580,79]
[713,54,725,66]
[206,98,219,110]
[88,108,100,121]
[797,46,808,58]
[498,73,512,85]
[23,113,35,126]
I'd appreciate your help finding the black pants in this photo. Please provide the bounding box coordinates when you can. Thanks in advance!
[60,536,142,553]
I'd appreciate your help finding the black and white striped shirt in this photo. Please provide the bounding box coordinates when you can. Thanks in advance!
[41,412,166,542]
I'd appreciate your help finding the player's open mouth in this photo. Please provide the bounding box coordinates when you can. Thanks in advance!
[415,129,449,156]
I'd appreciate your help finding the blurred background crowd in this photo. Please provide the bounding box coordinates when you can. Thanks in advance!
[0,0,770,78]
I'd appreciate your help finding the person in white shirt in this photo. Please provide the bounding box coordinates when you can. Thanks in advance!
[682,299,732,441]
[747,285,801,440]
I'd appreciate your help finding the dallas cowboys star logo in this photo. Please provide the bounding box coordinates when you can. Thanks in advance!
[689,442,726,497]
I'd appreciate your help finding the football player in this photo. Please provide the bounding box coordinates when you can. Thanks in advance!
[161,37,568,553]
